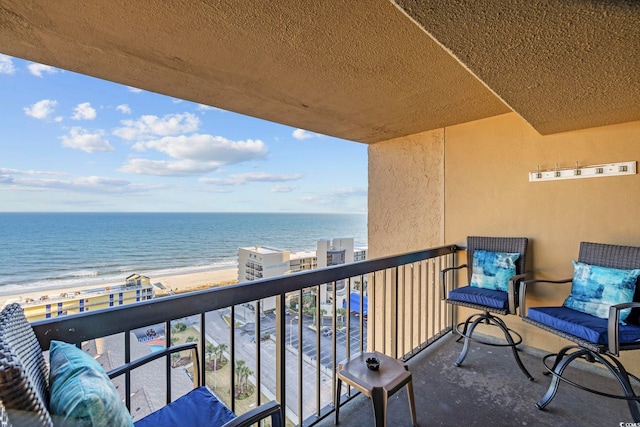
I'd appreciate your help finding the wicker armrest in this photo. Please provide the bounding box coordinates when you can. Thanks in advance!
[519,277,572,317]
[440,264,468,297]
[608,302,640,356]
[222,400,283,427]
[507,272,530,314]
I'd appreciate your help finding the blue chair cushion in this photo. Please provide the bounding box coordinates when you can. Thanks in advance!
[134,386,236,427]
[528,306,640,345]
[563,260,640,323]
[448,286,509,310]
[49,340,134,427]
[470,250,520,292]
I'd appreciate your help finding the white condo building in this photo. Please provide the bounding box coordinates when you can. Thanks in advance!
[237,238,367,317]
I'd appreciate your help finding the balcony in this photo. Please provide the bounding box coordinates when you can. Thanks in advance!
[314,333,633,426]
[29,244,636,426]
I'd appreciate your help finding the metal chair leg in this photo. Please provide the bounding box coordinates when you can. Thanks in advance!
[491,315,534,381]
[454,312,533,380]
[536,349,583,410]
[595,351,640,422]
[537,346,640,422]
[455,315,485,367]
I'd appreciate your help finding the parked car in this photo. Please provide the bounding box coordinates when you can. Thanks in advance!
[321,327,332,337]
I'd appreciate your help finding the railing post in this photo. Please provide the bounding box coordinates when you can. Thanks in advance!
[230,306,236,413]
[165,320,172,404]
[275,293,286,419]
[124,330,131,410]
[199,312,206,387]
[255,299,262,406]
[391,267,398,359]
[297,290,303,422]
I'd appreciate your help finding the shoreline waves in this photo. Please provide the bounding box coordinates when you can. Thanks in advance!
[0,266,239,306]
[0,212,367,306]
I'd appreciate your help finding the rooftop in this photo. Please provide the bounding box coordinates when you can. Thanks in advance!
[241,246,288,255]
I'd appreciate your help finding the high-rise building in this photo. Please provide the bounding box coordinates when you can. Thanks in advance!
[237,239,367,319]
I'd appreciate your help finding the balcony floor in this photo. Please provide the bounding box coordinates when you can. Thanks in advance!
[315,332,638,427]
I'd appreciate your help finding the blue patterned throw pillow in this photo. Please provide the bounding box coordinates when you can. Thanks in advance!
[563,260,640,322]
[49,340,134,427]
[469,250,520,292]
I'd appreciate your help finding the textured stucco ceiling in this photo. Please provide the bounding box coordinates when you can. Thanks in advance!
[391,0,640,135]
[0,0,637,143]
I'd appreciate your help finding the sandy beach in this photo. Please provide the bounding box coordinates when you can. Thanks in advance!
[0,267,239,306]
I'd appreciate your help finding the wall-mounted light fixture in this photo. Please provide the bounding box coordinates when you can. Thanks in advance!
[529,161,636,182]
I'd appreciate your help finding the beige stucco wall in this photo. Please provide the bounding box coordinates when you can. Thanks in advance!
[367,129,445,355]
[369,111,640,368]
[368,129,445,258]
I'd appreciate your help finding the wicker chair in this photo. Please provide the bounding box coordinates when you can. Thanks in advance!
[442,236,533,380]
[0,303,283,427]
[521,242,640,422]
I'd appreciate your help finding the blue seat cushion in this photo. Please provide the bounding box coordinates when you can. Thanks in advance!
[134,386,236,427]
[528,306,640,345]
[448,286,509,310]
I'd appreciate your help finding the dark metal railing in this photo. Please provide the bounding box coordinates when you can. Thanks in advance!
[31,244,458,426]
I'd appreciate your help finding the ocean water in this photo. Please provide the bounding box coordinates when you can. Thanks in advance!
[0,212,367,295]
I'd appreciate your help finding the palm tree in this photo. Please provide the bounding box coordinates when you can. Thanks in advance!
[212,343,228,390]
[234,360,246,396]
[239,365,253,395]
[233,361,253,396]
[336,307,347,329]
[205,342,215,363]
[215,343,228,365]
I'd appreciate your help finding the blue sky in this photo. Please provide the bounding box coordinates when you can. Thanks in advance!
[0,54,368,213]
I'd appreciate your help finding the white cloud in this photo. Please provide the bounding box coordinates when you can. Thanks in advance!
[200,172,302,186]
[301,187,367,205]
[24,99,58,120]
[114,113,269,177]
[120,134,268,177]
[292,129,316,140]
[71,102,97,120]
[326,187,368,197]
[0,169,156,194]
[197,104,219,112]
[134,134,268,164]
[0,168,68,177]
[0,54,16,75]
[271,185,295,193]
[118,158,221,177]
[113,113,201,140]
[28,63,58,78]
[116,104,131,114]
[198,177,237,186]
[60,127,114,153]
[127,86,143,93]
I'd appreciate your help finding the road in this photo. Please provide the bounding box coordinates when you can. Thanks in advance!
[204,309,367,423]
[136,308,368,423]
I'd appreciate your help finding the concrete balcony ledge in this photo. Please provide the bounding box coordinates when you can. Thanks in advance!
[317,333,636,427]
